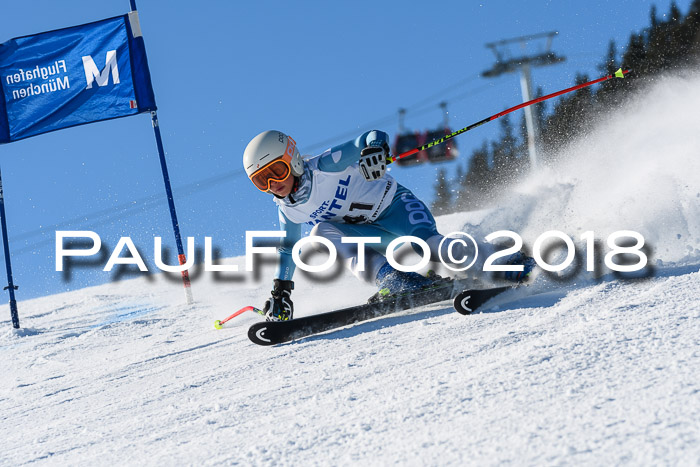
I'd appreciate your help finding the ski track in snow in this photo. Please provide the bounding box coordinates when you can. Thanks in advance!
[1,75,700,466]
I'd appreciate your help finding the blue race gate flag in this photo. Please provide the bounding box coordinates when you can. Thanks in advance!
[0,13,156,143]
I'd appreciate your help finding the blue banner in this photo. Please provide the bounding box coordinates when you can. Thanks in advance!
[0,14,156,144]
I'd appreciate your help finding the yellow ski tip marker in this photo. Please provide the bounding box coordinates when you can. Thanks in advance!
[214,320,223,330]
[615,68,626,78]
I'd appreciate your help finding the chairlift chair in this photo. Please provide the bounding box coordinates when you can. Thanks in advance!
[393,108,428,166]
[425,102,459,163]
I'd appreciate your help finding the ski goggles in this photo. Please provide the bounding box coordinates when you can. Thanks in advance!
[249,155,292,192]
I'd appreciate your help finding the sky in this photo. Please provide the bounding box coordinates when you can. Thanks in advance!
[0,0,694,301]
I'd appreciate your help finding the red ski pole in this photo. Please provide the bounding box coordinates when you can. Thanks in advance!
[214,306,264,329]
[392,68,630,162]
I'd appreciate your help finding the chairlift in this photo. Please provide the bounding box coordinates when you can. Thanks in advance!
[424,102,459,163]
[393,108,427,166]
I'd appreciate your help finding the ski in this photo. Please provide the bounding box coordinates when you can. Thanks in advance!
[248,284,452,345]
[247,282,511,346]
[452,286,511,315]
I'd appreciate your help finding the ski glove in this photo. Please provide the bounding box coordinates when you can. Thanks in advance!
[359,141,391,181]
[263,279,294,321]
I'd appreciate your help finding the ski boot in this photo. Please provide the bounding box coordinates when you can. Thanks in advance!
[263,279,294,321]
[503,251,536,283]
[368,262,438,303]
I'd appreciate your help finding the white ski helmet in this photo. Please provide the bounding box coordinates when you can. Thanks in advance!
[243,130,304,191]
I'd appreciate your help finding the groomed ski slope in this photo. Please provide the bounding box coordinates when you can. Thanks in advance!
[2,75,700,465]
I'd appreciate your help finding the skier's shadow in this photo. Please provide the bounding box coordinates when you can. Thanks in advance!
[285,288,567,345]
[298,304,458,343]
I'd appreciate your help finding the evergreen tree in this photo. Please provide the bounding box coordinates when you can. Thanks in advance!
[457,143,491,210]
[454,162,465,187]
[646,3,676,72]
[685,0,700,60]
[596,42,623,107]
[691,0,700,15]
[622,32,647,79]
[492,114,520,183]
[518,113,529,161]
[671,1,682,22]
[672,0,700,67]
[533,86,548,139]
[541,91,577,153]
[453,158,470,208]
[666,2,686,66]
[599,40,619,75]
[431,168,453,215]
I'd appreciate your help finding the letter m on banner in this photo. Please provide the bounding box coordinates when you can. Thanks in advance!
[82,50,120,89]
[0,13,156,142]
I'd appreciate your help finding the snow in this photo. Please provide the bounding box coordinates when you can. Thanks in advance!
[1,76,700,465]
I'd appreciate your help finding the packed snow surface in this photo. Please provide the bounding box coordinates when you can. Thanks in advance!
[1,76,699,465]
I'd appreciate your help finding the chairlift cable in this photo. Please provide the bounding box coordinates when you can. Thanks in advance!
[303,74,482,155]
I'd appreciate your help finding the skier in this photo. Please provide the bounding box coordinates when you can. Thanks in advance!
[243,130,534,321]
